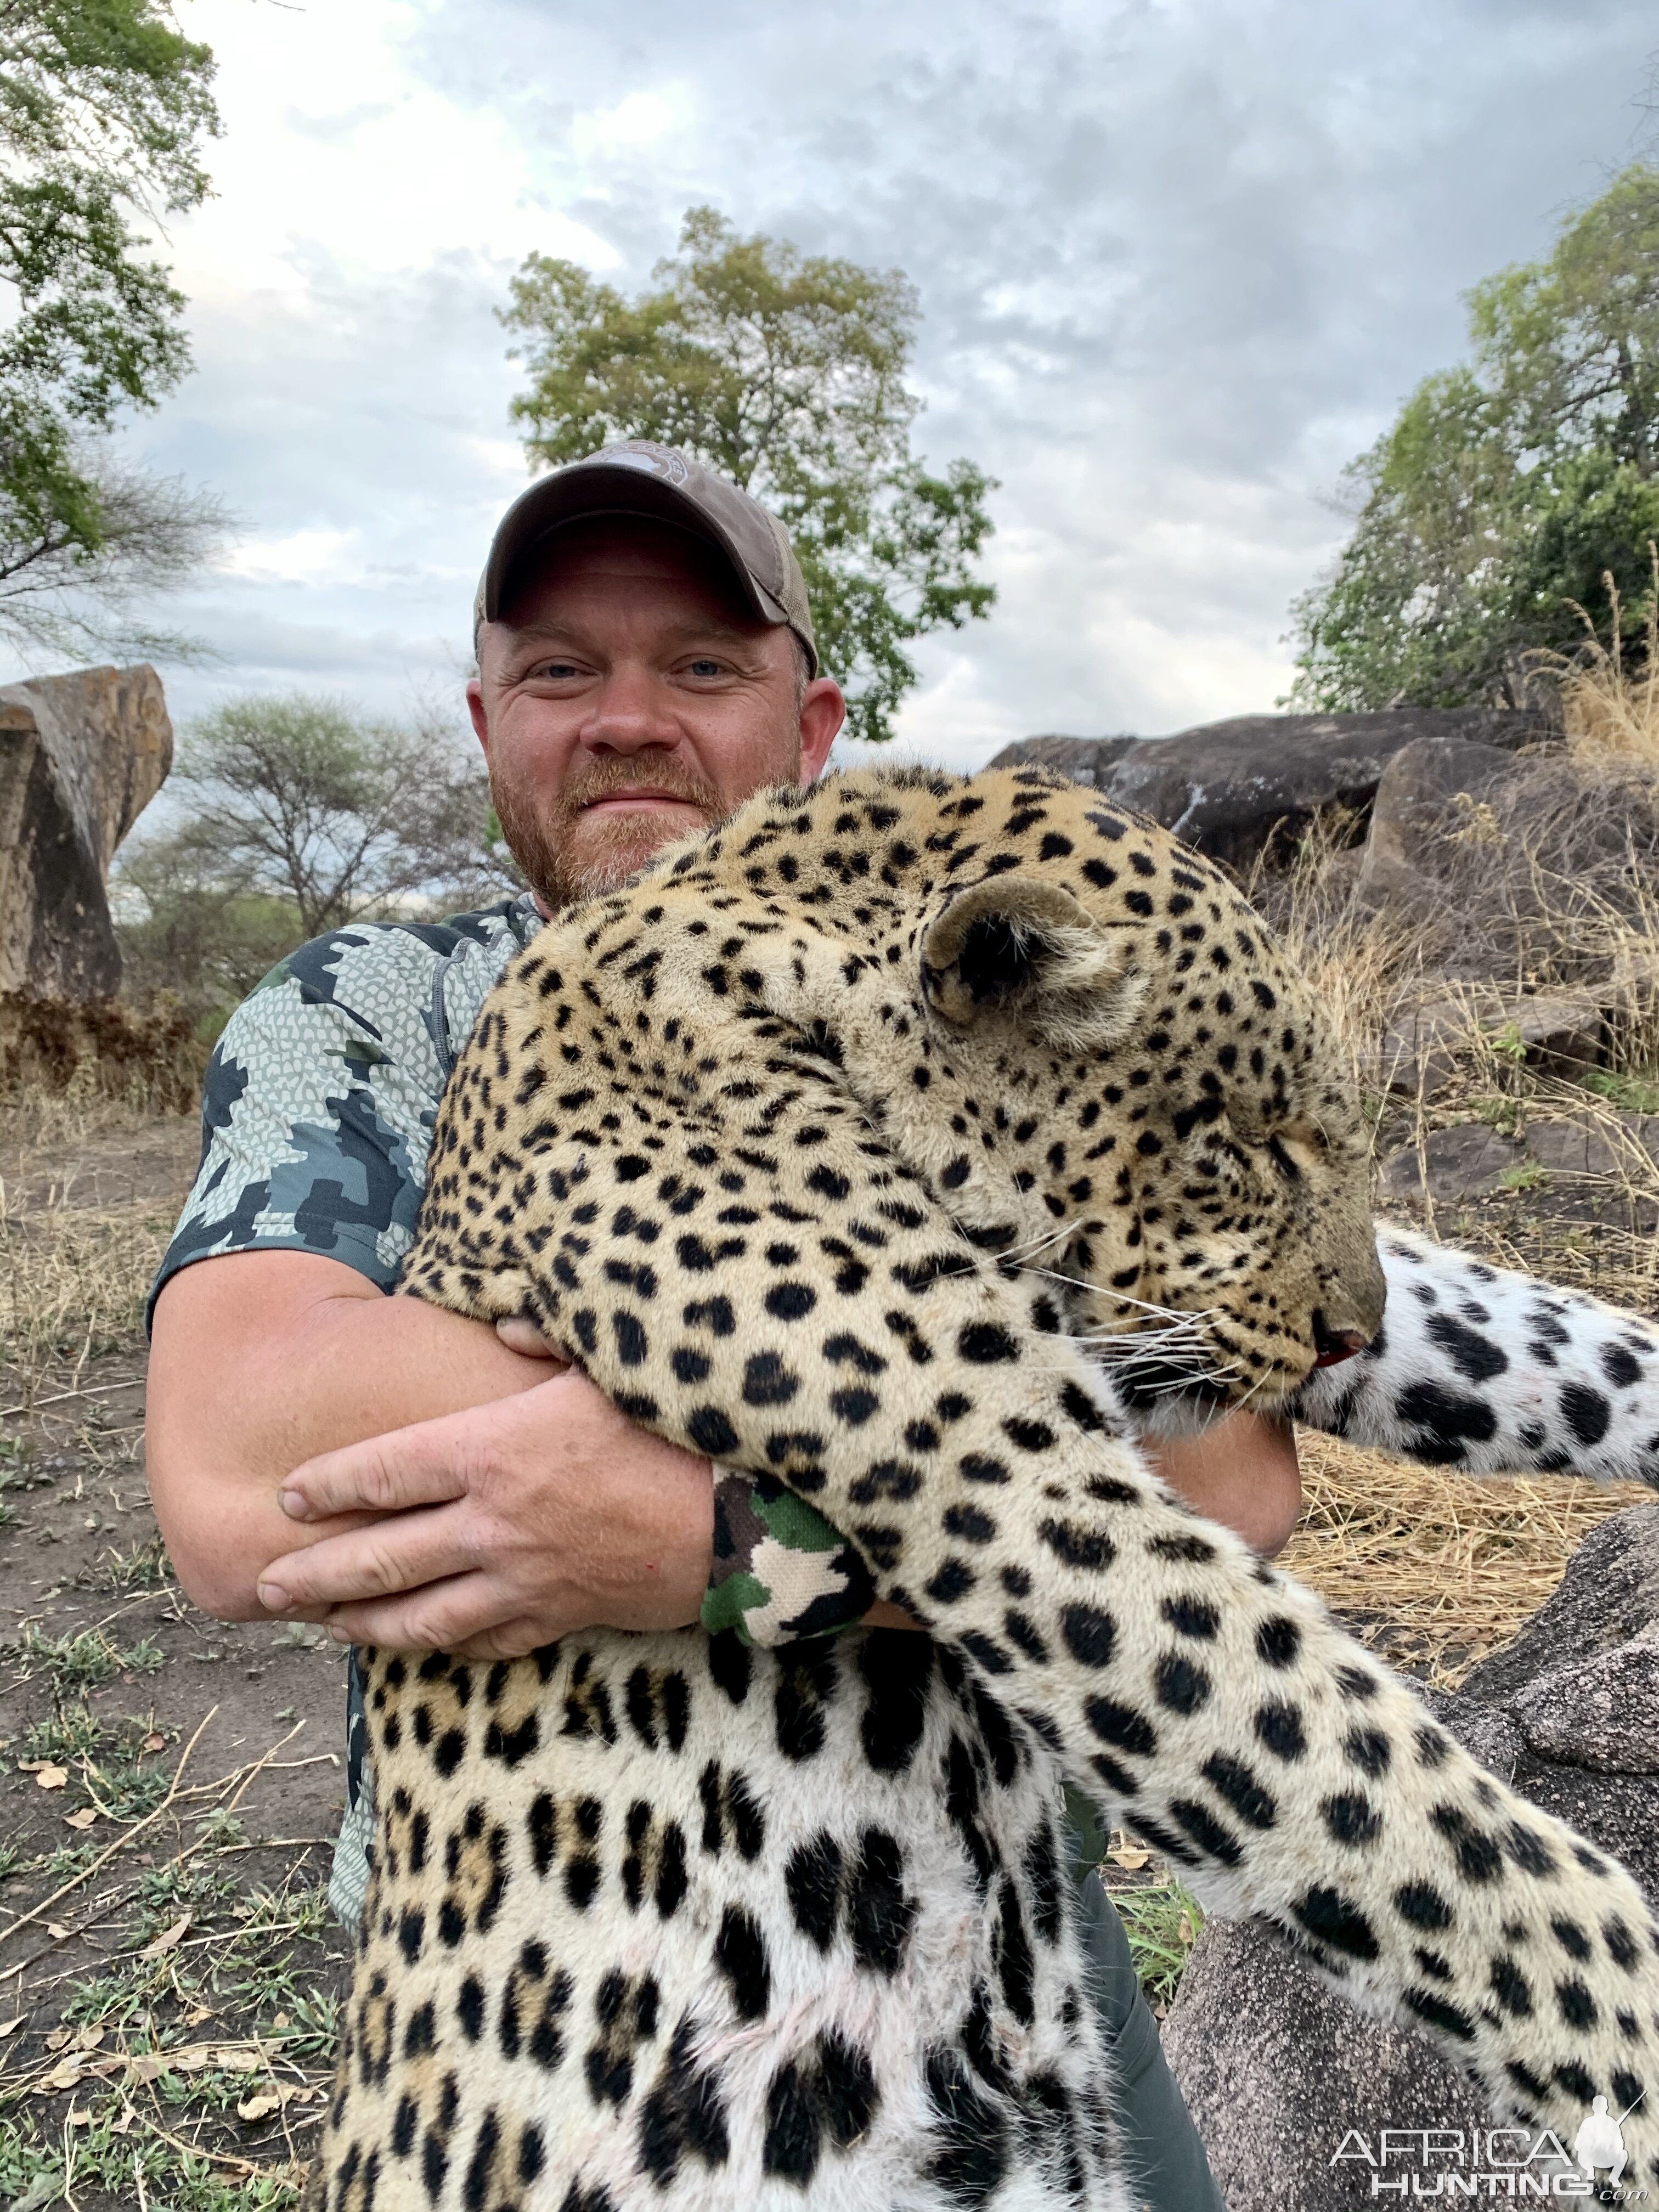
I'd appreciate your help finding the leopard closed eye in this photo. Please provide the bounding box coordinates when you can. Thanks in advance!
[311,765,1659,2212]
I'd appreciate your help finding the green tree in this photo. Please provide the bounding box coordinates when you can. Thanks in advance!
[0,0,224,657]
[116,696,515,1025]
[1290,164,1659,710]
[500,206,997,744]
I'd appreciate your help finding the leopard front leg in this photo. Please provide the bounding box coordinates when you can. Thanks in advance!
[406,1120,1659,2181]
[1294,1224,1659,1483]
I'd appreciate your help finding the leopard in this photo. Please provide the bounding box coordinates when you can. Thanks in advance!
[310,763,1659,2212]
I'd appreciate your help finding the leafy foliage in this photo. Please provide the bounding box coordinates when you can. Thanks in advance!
[116,695,516,1025]
[0,0,223,654]
[0,445,226,658]
[501,206,996,743]
[1290,165,1659,710]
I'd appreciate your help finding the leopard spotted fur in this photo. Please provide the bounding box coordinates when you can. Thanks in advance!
[311,765,1659,2212]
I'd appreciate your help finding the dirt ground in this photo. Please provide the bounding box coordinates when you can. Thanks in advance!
[0,1101,348,2210]
[0,1085,1644,2209]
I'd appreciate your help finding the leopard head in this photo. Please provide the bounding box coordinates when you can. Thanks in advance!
[831,772,1385,1425]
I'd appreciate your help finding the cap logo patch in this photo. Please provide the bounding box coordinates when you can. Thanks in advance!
[605,442,690,484]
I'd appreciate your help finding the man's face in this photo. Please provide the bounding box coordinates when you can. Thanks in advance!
[467,517,844,910]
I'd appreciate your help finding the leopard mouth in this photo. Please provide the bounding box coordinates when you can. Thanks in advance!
[1107,1355,1235,1418]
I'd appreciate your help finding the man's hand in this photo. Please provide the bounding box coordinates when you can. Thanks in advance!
[256,1368,714,1660]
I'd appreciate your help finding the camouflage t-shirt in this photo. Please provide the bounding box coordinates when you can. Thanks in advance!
[151,904,872,1922]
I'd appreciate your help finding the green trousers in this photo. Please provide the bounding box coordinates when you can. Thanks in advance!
[1073,1869,1225,2210]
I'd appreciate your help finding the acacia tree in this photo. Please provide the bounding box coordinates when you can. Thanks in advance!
[1290,165,1659,710]
[150,694,509,940]
[500,206,996,744]
[0,0,225,657]
[117,696,515,1025]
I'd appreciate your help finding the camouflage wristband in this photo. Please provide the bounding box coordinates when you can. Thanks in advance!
[701,1465,876,1646]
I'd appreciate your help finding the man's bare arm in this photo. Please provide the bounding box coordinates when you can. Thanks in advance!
[145,1250,714,1633]
[260,1397,1300,1657]
[149,1249,1300,1658]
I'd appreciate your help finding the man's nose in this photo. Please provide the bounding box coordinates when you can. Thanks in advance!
[579,667,680,755]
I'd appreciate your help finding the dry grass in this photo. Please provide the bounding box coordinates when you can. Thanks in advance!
[0,1086,178,1409]
[1286,1433,1650,1688]
[1242,628,1659,1683]
[1248,805,1433,1086]
[1556,551,1659,765]
[0,991,202,1113]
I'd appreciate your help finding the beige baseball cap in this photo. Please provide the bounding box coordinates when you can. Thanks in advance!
[473,440,817,674]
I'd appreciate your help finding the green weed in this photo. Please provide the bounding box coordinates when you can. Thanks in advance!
[1470,1093,1525,1136]
[84,1533,173,1594]
[8,1626,165,1691]
[1108,1878,1206,2007]
[0,2109,305,2212]
[85,1748,172,1821]
[1583,1065,1659,1113]
[21,1703,106,1762]
[1498,1161,1550,1193]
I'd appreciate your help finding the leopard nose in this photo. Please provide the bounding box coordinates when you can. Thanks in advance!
[1312,1307,1371,1367]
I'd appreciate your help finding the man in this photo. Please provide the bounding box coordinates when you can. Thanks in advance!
[146,441,1302,2209]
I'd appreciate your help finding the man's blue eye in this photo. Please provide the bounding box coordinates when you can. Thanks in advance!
[688,658,723,676]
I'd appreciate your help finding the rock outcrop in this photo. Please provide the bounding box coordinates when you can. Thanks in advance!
[1365,986,1605,1102]
[989,709,1544,874]
[1377,1108,1659,1233]
[1163,1506,1659,2209]
[0,664,172,998]
[1353,733,1518,910]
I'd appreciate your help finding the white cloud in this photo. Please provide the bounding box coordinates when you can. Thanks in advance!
[223,527,360,585]
[9,0,1652,769]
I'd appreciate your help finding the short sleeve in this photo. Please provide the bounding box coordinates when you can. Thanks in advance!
[148,922,462,1324]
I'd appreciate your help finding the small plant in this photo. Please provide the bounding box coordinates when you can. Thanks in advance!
[137,1853,240,1926]
[1489,1021,1529,1064]
[21,1702,105,1761]
[121,1634,166,1674]
[1107,1877,1206,2007]
[1498,1161,1549,1193]
[1583,1066,1659,1114]
[86,1748,172,1821]
[84,1532,173,1594]
[1470,1094,1524,1136]
[9,1624,166,1691]
[13,1626,119,1691]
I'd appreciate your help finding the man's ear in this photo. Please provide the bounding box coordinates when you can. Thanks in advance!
[466,676,490,757]
[798,676,844,783]
[921,877,1148,1051]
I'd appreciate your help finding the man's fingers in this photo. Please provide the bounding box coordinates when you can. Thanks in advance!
[316,1573,532,1655]
[494,1315,568,1363]
[258,1510,476,1614]
[279,1419,476,1523]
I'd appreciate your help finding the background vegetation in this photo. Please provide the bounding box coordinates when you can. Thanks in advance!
[503,205,997,745]
[111,693,512,1039]
[1289,163,1659,712]
[0,0,226,661]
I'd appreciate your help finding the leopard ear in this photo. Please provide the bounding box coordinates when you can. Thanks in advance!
[921,877,1148,1050]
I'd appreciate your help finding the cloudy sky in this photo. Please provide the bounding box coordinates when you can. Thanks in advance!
[22,0,1657,769]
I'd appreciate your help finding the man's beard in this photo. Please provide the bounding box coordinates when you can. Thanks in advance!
[490,754,731,911]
